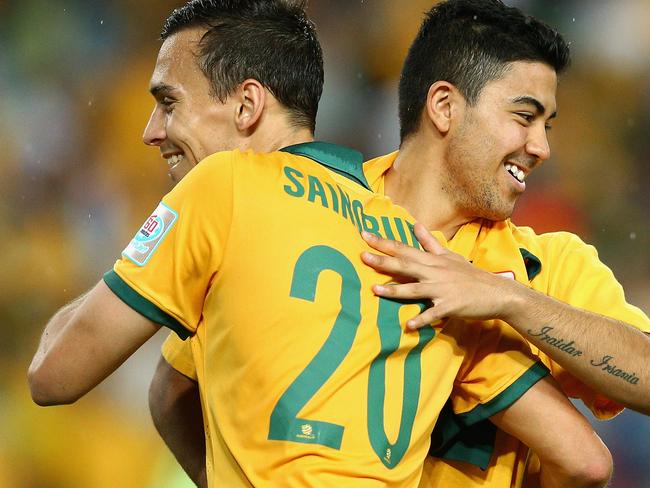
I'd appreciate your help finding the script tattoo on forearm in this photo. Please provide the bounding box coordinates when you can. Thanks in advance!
[590,355,639,385]
[528,326,640,386]
[528,326,583,357]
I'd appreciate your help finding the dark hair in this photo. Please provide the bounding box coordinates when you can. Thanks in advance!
[161,0,323,132]
[398,0,570,141]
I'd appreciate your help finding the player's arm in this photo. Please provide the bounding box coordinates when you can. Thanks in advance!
[360,225,650,415]
[149,356,206,488]
[28,279,160,405]
[489,374,612,488]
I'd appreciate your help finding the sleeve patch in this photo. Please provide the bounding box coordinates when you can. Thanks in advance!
[123,202,178,266]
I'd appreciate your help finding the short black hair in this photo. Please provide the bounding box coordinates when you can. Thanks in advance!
[399,0,570,142]
[161,0,323,133]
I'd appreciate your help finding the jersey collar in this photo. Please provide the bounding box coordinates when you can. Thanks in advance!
[281,141,371,191]
[363,151,399,194]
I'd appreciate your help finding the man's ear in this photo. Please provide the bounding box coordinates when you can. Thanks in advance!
[424,81,461,134]
[234,79,266,131]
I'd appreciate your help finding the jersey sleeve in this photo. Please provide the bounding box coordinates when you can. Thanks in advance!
[543,233,650,418]
[429,319,548,470]
[547,233,650,331]
[162,332,198,381]
[451,319,549,423]
[103,152,235,339]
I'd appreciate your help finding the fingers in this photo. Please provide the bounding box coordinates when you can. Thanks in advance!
[371,282,444,329]
[361,230,433,262]
[406,309,444,330]
[413,223,447,256]
[361,251,430,280]
[371,282,434,300]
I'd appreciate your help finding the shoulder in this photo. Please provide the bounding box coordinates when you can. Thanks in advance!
[506,221,596,260]
[176,149,290,193]
[179,151,236,188]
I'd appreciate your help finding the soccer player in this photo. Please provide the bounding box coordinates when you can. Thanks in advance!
[353,0,650,486]
[29,1,611,487]
[151,0,650,486]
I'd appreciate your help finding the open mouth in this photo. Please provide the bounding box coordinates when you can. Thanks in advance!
[504,162,526,183]
[166,154,185,170]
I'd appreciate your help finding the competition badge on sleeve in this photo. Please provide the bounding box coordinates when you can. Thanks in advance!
[123,202,178,266]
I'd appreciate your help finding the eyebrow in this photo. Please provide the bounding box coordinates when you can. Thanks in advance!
[149,82,178,99]
[511,95,557,119]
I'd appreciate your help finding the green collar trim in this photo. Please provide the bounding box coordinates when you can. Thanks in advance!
[281,141,370,191]
[519,248,542,281]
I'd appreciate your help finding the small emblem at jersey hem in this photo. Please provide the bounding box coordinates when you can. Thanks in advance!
[123,202,178,267]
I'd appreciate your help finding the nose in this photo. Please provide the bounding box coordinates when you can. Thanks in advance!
[143,106,166,146]
[526,124,551,162]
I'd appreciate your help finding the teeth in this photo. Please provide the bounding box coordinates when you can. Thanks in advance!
[505,163,525,183]
[167,154,184,168]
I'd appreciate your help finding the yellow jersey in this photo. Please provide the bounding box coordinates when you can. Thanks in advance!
[364,151,650,488]
[109,143,547,487]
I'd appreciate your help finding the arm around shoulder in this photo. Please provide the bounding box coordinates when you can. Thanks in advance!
[502,282,650,415]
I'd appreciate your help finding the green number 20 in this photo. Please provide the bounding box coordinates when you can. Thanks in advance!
[268,245,435,468]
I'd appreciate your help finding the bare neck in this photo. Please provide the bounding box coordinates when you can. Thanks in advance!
[247,100,314,153]
[384,136,472,240]
[251,125,314,153]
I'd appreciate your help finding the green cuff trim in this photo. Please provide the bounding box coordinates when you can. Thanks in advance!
[430,409,496,471]
[520,248,542,281]
[458,361,550,426]
[103,270,190,340]
[429,362,549,470]
[281,141,370,191]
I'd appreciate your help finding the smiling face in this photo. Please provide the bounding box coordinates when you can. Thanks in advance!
[142,27,241,183]
[442,61,558,221]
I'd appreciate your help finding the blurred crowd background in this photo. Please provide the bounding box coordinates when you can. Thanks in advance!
[1,0,649,486]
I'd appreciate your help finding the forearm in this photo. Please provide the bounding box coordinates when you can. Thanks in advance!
[358,227,650,412]
[490,375,611,488]
[28,293,90,404]
[150,357,206,488]
[28,280,160,405]
[503,285,650,415]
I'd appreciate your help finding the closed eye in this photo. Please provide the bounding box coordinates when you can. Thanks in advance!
[516,112,534,123]
[160,97,176,113]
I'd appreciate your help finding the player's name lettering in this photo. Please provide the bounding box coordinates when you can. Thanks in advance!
[283,165,419,248]
[590,355,640,385]
[527,326,583,357]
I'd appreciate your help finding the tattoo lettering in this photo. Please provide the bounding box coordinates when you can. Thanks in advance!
[590,355,639,385]
[527,326,583,357]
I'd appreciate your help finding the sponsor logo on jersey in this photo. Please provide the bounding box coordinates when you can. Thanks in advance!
[296,423,316,441]
[123,202,178,266]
